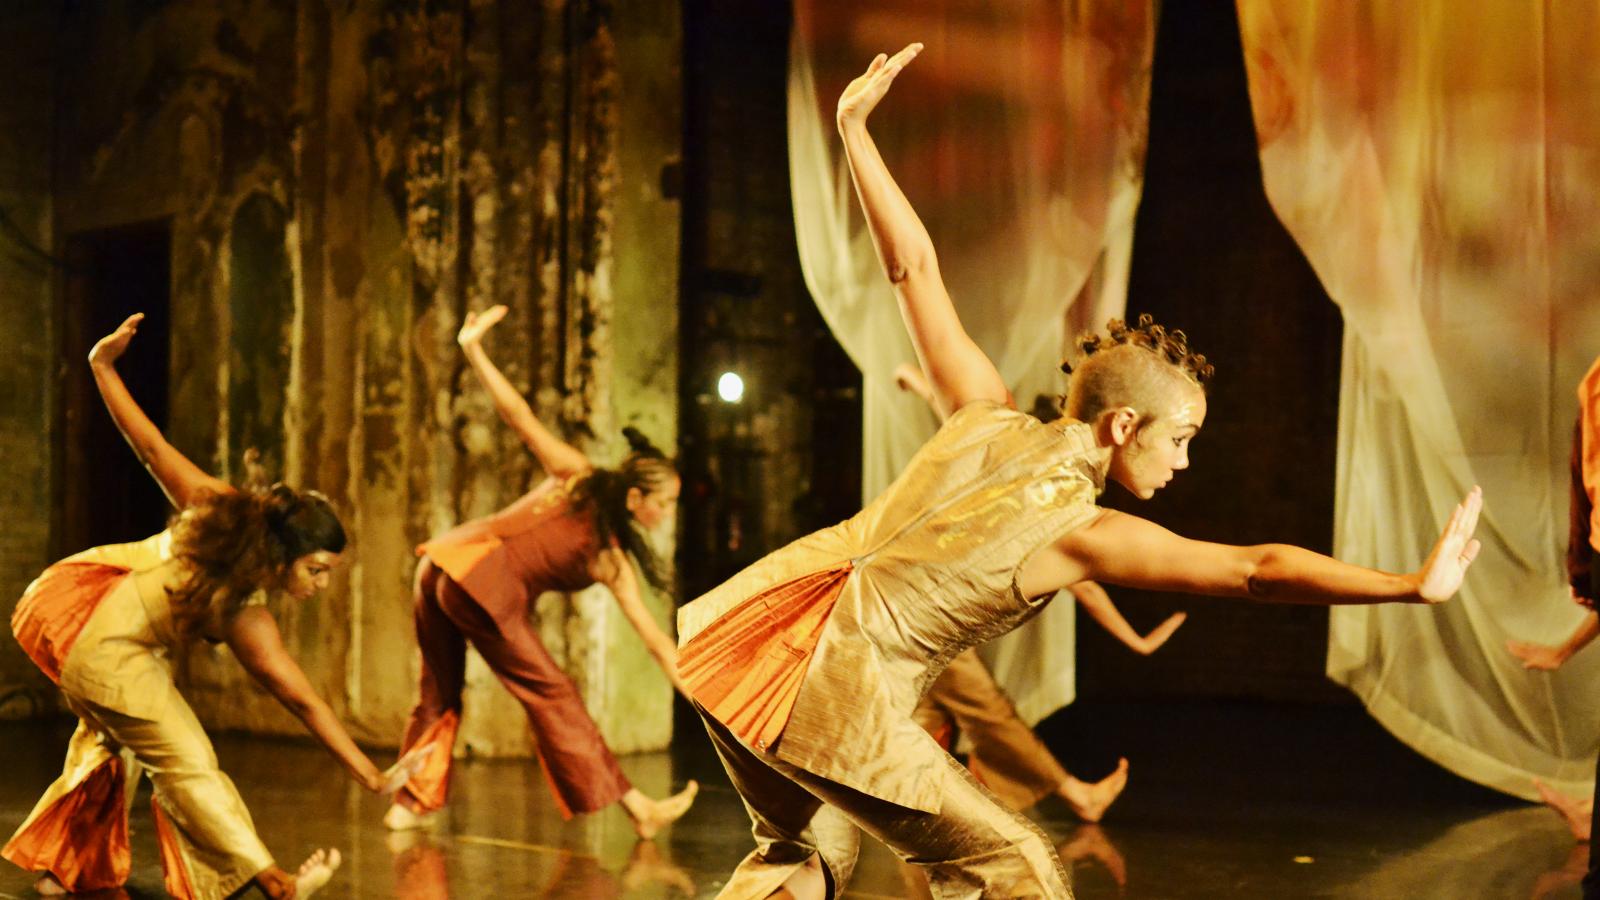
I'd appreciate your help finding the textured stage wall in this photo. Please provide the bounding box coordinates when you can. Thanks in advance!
[0,3,57,721]
[0,0,683,757]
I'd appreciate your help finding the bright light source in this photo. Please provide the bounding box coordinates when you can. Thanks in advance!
[717,371,745,403]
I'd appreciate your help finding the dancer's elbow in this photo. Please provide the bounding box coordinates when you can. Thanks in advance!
[1240,545,1285,600]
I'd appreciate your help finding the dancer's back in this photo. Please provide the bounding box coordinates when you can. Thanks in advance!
[680,399,1107,811]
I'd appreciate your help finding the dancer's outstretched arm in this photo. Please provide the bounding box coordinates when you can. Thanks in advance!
[1028,488,1483,606]
[594,548,690,696]
[89,313,231,509]
[1508,605,1600,670]
[1069,582,1186,655]
[457,304,590,479]
[838,45,1008,418]
[227,607,428,794]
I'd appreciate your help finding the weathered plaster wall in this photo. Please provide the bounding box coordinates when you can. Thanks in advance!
[35,0,680,755]
[0,1,58,719]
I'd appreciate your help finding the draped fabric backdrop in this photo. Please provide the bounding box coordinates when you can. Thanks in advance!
[1238,1,1600,799]
[788,1,1156,722]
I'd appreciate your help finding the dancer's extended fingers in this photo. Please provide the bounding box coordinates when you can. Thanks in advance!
[887,42,923,67]
[881,43,923,79]
[1460,486,1483,537]
[119,312,145,333]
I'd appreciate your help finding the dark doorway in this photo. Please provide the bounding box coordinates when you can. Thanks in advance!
[55,220,173,557]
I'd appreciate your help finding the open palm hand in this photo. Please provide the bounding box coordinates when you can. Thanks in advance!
[88,313,144,367]
[1415,487,1483,603]
[457,304,508,348]
[836,43,923,129]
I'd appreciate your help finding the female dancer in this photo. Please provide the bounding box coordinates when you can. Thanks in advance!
[896,364,1183,818]
[385,304,697,838]
[4,314,425,899]
[676,44,1484,899]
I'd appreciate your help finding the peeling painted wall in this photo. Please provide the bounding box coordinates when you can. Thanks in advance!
[0,1,59,720]
[13,0,681,755]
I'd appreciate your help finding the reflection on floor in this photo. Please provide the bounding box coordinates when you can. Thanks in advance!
[0,701,1586,898]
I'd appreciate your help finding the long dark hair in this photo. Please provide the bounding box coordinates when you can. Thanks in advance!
[167,480,347,641]
[566,427,676,591]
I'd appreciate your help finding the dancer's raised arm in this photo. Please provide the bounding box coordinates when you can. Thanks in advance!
[89,313,231,509]
[227,607,428,794]
[1032,487,1483,606]
[838,45,1008,418]
[457,304,591,479]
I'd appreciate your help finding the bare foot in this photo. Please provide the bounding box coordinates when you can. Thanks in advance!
[34,872,66,896]
[384,802,439,831]
[624,781,700,840]
[1536,779,1592,842]
[295,847,343,898]
[1058,758,1129,823]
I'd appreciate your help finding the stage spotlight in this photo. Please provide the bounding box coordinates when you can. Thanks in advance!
[717,371,745,403]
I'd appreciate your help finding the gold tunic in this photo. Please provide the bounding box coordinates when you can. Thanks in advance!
[680,400,1109,814]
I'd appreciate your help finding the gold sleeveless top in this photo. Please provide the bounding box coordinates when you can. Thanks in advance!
[679,400,1109,812]
[50,531,266,719]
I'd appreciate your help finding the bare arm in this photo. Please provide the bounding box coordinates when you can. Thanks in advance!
[225,607,387,792]
[593,548,690,697]
[1069,581,1186,655]
[837,46,1008,418]
[1508,607,1600,671]
[458,305,591,479]
[89,314,231,509]
[1037,488,1482,606]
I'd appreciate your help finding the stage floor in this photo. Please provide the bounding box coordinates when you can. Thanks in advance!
[0,701,1584,898]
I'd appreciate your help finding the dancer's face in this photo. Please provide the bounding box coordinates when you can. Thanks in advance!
[1106,384,1206,499]
[284,550,343,600]
[628,475,681,531]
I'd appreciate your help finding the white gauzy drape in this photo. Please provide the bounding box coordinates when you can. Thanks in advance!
[1238,1,1600,799]
[787,2,1156,722]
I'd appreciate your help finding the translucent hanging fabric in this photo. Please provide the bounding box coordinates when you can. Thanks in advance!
[1238,1,1600,798]
[788,1,1156,722]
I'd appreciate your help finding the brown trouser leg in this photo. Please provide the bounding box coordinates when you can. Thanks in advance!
[396,559,470,813]
[699,705,1071,900]
[408,561,631,817]
[918,650,1071,811]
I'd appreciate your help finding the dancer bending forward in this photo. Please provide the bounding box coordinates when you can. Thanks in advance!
[676,45,1484,900]
[386,304,697,838]
[4,314,424,899]
[897,365,1184,819]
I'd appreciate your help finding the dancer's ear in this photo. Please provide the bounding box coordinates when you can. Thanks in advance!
[1105,407,1142,447]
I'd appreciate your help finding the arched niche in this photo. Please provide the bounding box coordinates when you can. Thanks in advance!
[227,193,293,480]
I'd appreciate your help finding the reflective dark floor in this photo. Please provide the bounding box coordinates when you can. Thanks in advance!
[0,702,1586,898]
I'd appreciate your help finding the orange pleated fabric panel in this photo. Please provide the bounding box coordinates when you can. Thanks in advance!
[402,710,461,812]
[152,799,198,900]
[0,757,130,892]
[10,561,130,683]
[680,563,851,751]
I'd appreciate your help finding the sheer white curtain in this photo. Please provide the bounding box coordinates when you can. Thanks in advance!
[787,1,1156,722]
[1238,1,1600,798]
